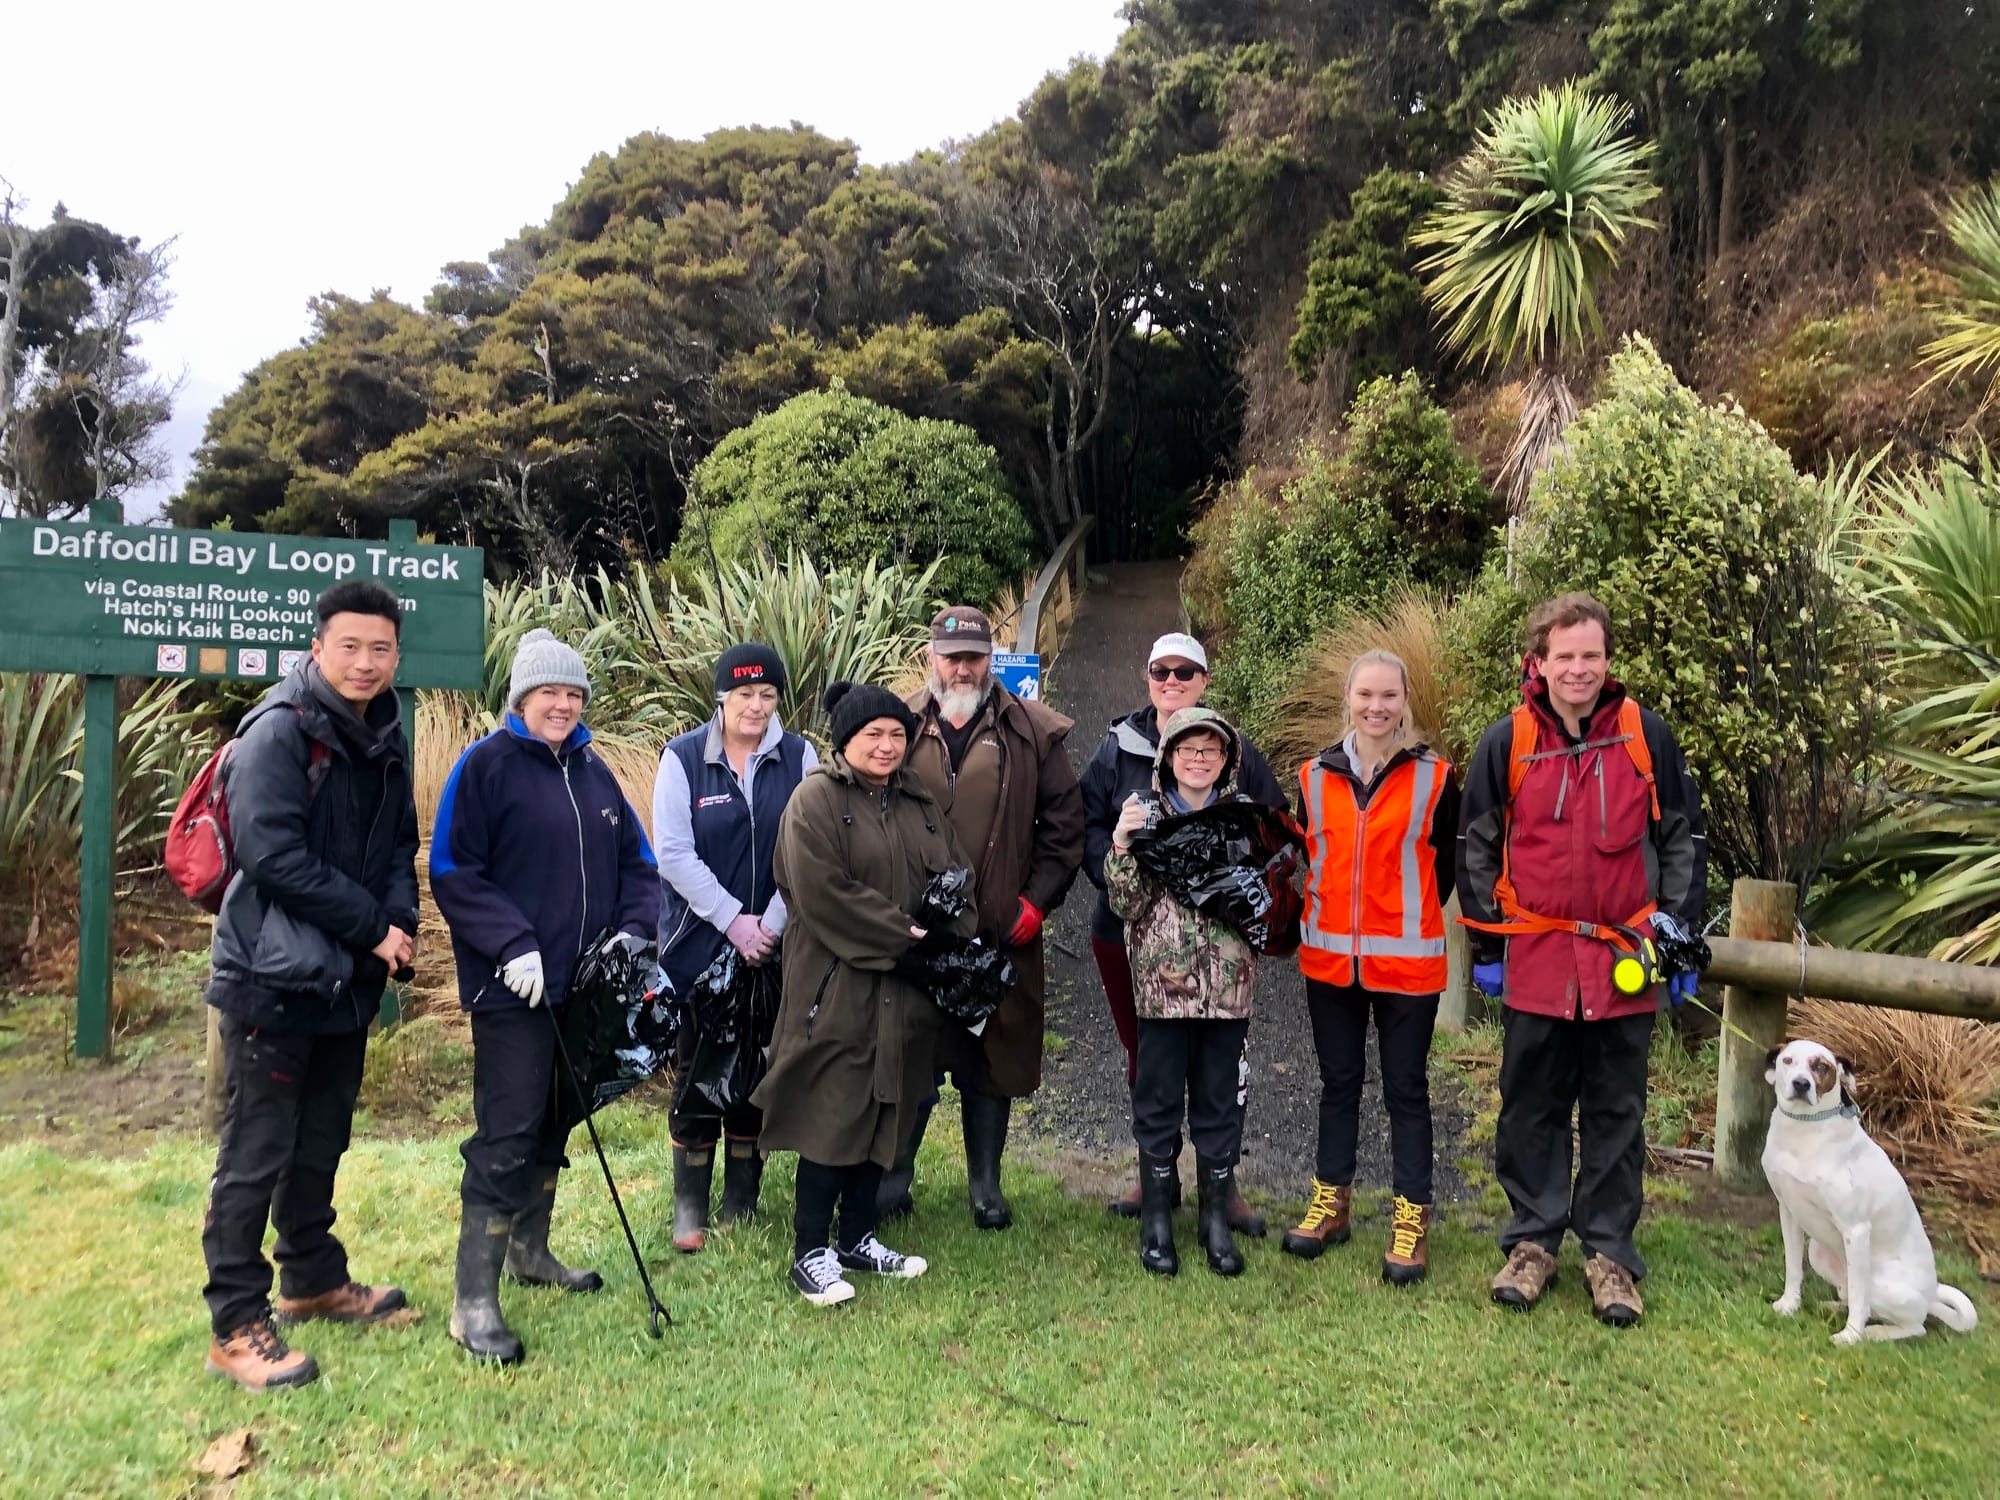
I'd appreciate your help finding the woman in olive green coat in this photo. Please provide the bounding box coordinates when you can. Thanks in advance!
[756,682,976,1307]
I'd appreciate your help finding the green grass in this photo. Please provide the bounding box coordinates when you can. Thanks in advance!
[1,1118,1993,1499]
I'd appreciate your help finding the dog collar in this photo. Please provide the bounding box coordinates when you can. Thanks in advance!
[1782,1101,1859,1123]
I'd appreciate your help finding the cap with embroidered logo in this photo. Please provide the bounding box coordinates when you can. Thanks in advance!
[929,605,994,656]
[1147,632,1209,671]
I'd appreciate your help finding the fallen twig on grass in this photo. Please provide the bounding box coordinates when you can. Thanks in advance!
[941,1342,1089,1428]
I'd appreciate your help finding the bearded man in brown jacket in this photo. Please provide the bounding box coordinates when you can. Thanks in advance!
[888,605,1086,1229]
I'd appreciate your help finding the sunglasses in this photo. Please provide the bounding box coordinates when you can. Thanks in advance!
[1147,664,1204,683]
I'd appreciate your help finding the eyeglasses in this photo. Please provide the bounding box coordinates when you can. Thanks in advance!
[1173,745,1224,762]
[1148,664,1204,683]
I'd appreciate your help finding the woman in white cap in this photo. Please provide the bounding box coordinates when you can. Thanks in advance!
[430,629,660,1364]
[1077,631,1290,1227]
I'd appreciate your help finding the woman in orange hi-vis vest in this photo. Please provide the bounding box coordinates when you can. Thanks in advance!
[1281,649,1459,1284]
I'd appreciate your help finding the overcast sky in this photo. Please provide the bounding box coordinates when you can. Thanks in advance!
[8,1,1129,513]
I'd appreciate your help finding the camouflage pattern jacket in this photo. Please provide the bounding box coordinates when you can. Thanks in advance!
[1102,706,1261,1022]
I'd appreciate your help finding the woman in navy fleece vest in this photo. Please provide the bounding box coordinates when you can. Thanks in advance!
[430,629,658,1366]
[652,642,816,1252]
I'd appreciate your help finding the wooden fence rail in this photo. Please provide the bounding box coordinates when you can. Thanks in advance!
[1015,516,1095,657]
[1705,876,2000,1194]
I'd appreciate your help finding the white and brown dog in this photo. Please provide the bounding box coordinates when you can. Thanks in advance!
[1762,1039,1978,1344]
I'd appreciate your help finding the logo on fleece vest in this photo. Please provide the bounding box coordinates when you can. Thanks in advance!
[695,792,734,810]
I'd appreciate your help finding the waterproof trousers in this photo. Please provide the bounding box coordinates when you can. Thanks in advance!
[1303,979,1438,1202]
[460,1007,572,1221]
[1131,1016,1251,1166]
[201,1015,367,1337]
[1495,1006,1654,1278]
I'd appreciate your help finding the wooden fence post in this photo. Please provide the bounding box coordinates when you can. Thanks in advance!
[1437,893,1484,1032]
[1714,878,1797,1194]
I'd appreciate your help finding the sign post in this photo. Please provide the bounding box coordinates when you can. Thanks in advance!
[0,512,484,1060]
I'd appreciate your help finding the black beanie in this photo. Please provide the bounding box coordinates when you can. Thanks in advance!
[823,680,920,757]
[714,642,788,696]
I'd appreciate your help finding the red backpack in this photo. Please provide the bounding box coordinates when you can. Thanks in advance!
[167,715,330,914]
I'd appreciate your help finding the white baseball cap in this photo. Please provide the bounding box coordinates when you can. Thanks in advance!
[1147,632,1209,671]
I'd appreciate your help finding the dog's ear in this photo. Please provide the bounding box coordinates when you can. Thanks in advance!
[1763,1045,1783,1084]
[1835,1053,1861,1078]
[1836,1055,1861,1108]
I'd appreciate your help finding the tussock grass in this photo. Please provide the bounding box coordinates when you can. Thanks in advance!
[1263,586,1455,775]
[1791,999,2000,1152]
[0,1128,1992,1498]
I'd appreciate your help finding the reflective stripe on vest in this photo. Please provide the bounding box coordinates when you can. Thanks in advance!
[1299,753,1449,994]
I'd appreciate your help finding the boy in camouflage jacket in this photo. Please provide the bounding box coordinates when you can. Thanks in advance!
[1104,705,1261,1277]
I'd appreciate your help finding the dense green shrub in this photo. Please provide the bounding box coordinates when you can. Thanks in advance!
[1444,335,1877,888]
[675,385,1034,606]
[1190,373,1493,736]
[1289,169,1443,384]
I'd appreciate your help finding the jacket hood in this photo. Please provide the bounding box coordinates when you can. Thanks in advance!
[1520,672,1631,737]
[244,662,406,764]
[1153,705,1241,802]
[825,750,941,806]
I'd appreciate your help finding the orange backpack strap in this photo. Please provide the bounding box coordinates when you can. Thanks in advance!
[1617,698,1660,820]
[1505,704,1537,803]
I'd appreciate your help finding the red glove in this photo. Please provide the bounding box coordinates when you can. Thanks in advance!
[1008,898,1044,947]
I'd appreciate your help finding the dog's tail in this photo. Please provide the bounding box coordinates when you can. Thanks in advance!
[1930,1285,1979,1333]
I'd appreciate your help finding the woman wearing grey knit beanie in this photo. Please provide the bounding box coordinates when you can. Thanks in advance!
[429,627,661,1365]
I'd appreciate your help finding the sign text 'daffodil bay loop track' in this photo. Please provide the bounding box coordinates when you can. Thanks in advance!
[0,517,483,689]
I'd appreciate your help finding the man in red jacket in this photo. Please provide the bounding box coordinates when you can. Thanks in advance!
[1458,592,1705,1326]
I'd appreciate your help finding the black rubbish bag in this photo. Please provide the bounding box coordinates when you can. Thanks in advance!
[1128,797,1307,956]
[899,867,1015,1033]
[674,947,783,1123]
[550,934,678,1135]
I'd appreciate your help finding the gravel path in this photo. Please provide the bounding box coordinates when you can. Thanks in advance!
[1022,562,1477,1210]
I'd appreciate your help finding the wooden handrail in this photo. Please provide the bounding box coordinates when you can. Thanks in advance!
[1016,516,1095,656]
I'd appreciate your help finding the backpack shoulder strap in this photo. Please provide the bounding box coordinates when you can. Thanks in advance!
[1504,703,1537,803]
[1616,698,1660,820]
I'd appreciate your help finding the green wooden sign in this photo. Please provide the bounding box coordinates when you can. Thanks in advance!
[0,516,483,688]
[0,507,485,1062]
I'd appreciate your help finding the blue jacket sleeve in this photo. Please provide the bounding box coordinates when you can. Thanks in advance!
[615,793,661,940]
[428,741,538,966]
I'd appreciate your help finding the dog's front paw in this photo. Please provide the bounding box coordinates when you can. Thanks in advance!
[1772,1293,1802,1317]
[1831,1325,1864,1347]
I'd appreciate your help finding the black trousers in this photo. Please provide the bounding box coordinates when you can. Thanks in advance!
[667,1020,763,1147]
[201,1015,368,1337]
[1495,1006,1654,1277]
[1131,1016,1251,1165]
[1304,979,1438,1202]
[794,1157,886,1257]
[460,1007,573,1220]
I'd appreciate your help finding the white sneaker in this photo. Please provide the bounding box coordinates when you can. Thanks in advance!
[837,1233,929,1279]
[790,1247,857,1306]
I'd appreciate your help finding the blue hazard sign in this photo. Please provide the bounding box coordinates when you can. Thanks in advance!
[993,652,1041,701]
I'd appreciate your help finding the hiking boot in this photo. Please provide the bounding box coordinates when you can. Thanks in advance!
[671,1140,714,1254]
[273,1279,406,1327]
[1584,1254,1644,1327]
[1227,1189,1268,1239]
[206,1316,319,1391]
[717,1136,766,1227]
[790,1246,857,1307]
[1137,1152,1179,1277]
[1382,1196,1431,1286]
[1491,1242,1558,1310]
[962,1089,1014,1231]
[505,1171,602,1293]
[877,1095,934,1222]
[449,1210,524,1365]
[1281,1179,1351,1260]
[836,1233,929,1280]
[1197,1159,1246,1276]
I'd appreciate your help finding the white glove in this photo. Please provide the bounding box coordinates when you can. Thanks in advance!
[599,931,650,960]
[501,951,546,1007]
